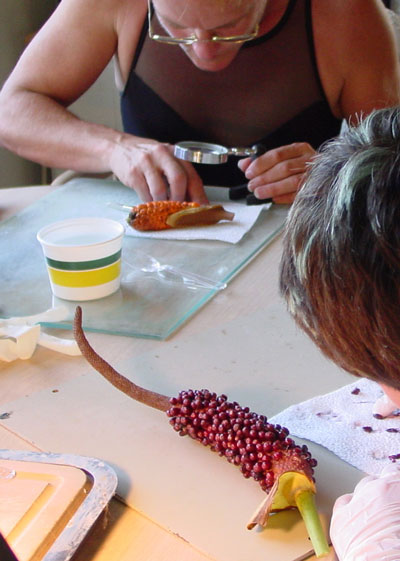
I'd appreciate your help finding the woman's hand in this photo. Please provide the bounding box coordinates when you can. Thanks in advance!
[330,465,400,560]
[109,135,209,203]
[237,142,315,204]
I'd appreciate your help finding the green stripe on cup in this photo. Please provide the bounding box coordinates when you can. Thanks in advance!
[48,261,121,288]
[45,249,122,271]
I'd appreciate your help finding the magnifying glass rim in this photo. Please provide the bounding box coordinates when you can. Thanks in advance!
[174,141,229,164]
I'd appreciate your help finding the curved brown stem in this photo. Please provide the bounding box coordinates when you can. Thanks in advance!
[73,306,171,412]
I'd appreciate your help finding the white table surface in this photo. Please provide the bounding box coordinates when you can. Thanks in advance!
[0,184,361,561]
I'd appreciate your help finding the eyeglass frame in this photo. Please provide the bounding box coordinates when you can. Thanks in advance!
[147,0,260,45]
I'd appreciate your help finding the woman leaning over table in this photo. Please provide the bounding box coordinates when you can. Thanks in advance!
[0,0,399,204]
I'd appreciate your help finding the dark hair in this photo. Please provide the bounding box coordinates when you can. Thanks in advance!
[279,106,400,390]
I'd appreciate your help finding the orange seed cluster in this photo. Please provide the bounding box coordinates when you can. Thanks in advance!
[128,201,200,231]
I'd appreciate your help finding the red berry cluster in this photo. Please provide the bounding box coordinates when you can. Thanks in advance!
[166,389,317,492]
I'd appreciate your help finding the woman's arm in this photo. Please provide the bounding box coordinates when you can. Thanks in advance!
[0,0,206,202]
[0,0,121,171]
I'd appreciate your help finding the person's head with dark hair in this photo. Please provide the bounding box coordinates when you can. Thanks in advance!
[279,106,400,398]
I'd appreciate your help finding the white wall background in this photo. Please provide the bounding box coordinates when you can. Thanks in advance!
[0,1,122,187]
[0,0,56,187]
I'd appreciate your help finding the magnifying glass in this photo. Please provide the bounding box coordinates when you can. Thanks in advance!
[174,141,260,164]
[174,141,272,205]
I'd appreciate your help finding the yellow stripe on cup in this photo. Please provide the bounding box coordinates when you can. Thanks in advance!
[48,261,121,288]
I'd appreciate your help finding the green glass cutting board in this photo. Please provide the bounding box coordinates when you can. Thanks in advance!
[0,179,288,339]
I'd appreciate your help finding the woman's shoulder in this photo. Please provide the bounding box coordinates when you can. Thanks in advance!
[59,0,147,30]
[312,0,392,40]
[311,0,400,119]
[312,0,396,78]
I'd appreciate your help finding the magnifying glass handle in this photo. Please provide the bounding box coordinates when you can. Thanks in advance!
[229,183,251,200]
[246,193,272,205]
[229,144,272,205]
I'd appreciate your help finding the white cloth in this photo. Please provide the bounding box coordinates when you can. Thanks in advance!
[124,191,271,244]
[269,378,400,476]
[0,307,81,362]
[330,465,400,561]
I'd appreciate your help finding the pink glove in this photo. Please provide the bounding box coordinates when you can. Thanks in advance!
[330,465,400,560]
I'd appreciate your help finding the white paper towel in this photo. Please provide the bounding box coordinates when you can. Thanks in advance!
[269,378,400,476]
[0,307,81,362]
[124,200,271,244]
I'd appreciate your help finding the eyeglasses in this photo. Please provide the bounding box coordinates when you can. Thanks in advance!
[147,0,260,45]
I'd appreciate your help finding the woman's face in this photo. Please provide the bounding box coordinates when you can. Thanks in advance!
[152,0,267,71]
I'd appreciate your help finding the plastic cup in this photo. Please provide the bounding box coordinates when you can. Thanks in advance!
[37,217,125,301]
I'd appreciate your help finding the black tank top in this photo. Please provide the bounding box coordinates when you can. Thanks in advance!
[121,0,342,187]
